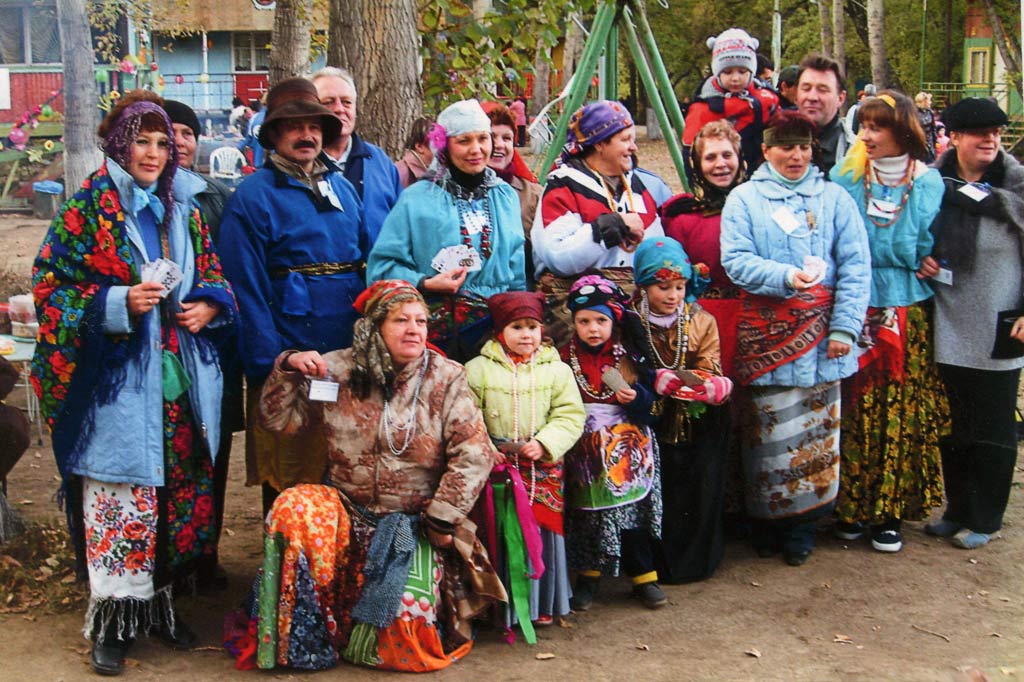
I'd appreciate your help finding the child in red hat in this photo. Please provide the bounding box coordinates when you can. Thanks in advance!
[466,291,585,639]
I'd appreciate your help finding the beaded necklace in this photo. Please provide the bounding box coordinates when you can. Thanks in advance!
[502,346,539,503]
[382,351,431,456]
[639,294,690,369]
[863,156,914,228]
[447,175,495,259]
[568,338,624,400]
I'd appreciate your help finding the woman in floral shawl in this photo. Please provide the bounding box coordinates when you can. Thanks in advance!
[31,90,235,676]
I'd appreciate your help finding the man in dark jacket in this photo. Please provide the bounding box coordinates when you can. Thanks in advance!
[163,99,240,590]
[312,67,401,243]
[796,54,848,173]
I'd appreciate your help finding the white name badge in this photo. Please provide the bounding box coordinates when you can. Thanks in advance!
[932,267,953,286]
[866,198,899,220]
[958,183,990,202]
[462,209,487,235]
[772,206,801,235]
[308,379,340,402]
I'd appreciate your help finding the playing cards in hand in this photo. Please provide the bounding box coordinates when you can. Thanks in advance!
[431,244,483,273]
[141,258,184,297]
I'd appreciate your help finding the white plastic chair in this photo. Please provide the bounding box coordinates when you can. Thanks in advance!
[209,146,246,180]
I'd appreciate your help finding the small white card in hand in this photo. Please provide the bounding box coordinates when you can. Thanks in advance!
[958,183,990,202]
[308,379,339,402]
[142,258,184,297]
[601,368,631,392]
[772,206,801,235]
[802,255,827,286]
[932,267,953,286]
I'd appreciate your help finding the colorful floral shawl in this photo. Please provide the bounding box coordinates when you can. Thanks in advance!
[31,162,234,481]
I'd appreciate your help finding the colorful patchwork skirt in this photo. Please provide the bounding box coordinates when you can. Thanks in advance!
[236,484,473,673]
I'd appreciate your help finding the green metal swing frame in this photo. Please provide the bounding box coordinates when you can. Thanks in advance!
[537,0,689,191]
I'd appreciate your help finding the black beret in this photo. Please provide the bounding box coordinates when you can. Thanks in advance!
[942,97,1008,132]
[162,99,201,139]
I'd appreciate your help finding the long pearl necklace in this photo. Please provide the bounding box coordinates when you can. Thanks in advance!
[504,347,539,503]
[569,338,615,400]
[382,351,431,456]
[640,294,690,369]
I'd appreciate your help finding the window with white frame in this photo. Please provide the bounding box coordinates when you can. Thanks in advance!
[0,2,61,65]
[968,48,990,85]
[233,32,271,72]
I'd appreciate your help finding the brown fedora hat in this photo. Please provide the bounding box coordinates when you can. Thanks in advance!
[258,77,342,148]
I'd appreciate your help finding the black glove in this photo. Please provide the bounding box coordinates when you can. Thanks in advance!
[591,213,630,247]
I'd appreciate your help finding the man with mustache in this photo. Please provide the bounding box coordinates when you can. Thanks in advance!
[313,67,402,242]
[218,77,368,512]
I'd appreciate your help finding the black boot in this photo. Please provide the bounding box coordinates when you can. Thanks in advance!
[569,574,600,612]
[153,615,198,650]
[90,620,132,676]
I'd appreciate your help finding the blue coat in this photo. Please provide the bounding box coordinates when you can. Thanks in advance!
[720,163,871,387]
[218,162,368,381]
[829,162,942,307]
[75,162,231,486]
[367,174,527,298]
[325,133,402,243]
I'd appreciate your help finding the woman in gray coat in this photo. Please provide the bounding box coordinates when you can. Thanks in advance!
[918,98,1024,550]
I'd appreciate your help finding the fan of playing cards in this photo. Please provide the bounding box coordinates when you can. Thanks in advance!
[141,258,185,297]
[431,245,483,273]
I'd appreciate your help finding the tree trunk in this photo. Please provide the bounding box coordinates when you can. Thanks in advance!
[269,0,312,85]
[833,0,846,78]
[563,13,584,88]
[327,0,422,157]
[56,0,103,194]
[980,0,1023,99]
[867,0,888,88]
[819,0,834,58]
[530,43,551,119]
[943,0,953,82]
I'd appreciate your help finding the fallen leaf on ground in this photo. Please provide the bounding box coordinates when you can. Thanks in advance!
[745,648,762,658]
[225,529,235,537]
[979,590,990,596]
[557,617,573,629]
[999,597,1011,602]
[750,581,761,587]
[18,499,33,505]
[999,667,1016,676]
[635,642,650,651]
[991,633,1003,638]
[193,646,224,652]
[969,558,979,564]
[834,634,854,644]
[535,652,556,660]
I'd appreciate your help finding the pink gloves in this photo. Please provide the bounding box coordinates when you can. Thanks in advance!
[654,369,685,396]
[674,375,734,405]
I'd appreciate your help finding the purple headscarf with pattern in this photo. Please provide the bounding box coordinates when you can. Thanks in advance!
[100,100,179,228]
[561,100,635,163]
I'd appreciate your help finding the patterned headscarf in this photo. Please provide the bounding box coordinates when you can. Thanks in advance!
[567,274,629,323]
[350,279,427,397]
[561,100,634,162]
[632,237,710,302]
[100,100,179,230]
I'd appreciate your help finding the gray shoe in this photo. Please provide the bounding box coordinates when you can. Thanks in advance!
[632,582,667,609]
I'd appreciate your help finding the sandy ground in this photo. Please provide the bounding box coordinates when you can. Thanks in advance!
[1,151,1023,681]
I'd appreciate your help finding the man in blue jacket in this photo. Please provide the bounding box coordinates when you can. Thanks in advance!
[313,66,402,242]
[218,77,367,512]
